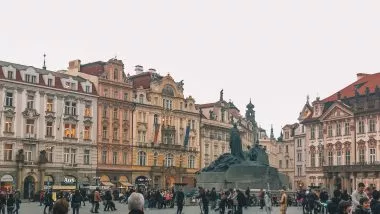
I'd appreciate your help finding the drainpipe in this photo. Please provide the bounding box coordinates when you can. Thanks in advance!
[131,102,137,171]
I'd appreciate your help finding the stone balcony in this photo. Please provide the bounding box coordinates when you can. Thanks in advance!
[323,162,380,173]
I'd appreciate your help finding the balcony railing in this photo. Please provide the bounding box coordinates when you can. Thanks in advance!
[323,161,380,173]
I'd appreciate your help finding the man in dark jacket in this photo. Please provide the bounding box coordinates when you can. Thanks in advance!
[371,190,380,214]
[176,188,185,214]
[210,188,217,210]
[327,190,342,214]
[236,190,246,214]
[197,187,209,214]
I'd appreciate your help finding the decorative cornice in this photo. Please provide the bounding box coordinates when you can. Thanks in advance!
[22,109,40,119]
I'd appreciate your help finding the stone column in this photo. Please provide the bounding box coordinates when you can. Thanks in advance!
[17,163,23,191]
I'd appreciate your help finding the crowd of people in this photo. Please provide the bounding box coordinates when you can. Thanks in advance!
[0,190,21,214]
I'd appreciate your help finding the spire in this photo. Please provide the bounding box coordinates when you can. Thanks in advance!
[270,124,274,139]
[42,53,47,70]
[306,94,310,104]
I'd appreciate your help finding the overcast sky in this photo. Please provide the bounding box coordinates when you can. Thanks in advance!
[2,0,380,136]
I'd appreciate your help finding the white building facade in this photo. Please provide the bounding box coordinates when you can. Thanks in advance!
[0,61,98,198]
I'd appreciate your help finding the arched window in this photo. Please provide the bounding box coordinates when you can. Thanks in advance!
[138,151,146,166]
[114,69,118,80]
[154,114,159,125]
[165,153,174,167]
[188,155,195,168]
[153,152,158,166]
[139,94,144,104]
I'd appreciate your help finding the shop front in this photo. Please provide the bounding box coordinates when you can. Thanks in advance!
[100,175,115,189]
[135,176,150,192]
[43,175,54,190]
[118,176,133,189]
[0,174,14,192]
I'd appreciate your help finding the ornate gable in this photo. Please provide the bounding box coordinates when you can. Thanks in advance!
[319,102,353,121]
[298,104,313,121]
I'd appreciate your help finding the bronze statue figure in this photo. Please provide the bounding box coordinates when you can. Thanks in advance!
[229,123,245,160]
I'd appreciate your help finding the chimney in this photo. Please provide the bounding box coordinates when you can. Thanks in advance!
[68,59,81,72]
[148,68,156,73]
[135,65,143,74]
[357,73,369,80]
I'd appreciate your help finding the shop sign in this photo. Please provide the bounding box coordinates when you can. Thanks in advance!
[0,175,13,182]
[63,177,76,184]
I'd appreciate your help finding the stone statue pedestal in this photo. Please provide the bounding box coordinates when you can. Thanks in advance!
[197,161,284,190]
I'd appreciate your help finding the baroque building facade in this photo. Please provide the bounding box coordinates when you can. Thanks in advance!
[0,60,98,198]
[258,127,279,168]
[198,91,257,167]
[67,58,135,188]
[300,73,380,193]
[128,67,200,188]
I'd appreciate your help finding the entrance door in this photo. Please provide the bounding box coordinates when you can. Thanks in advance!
[23,176,35,200]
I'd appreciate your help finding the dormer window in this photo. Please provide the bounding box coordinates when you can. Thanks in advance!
[70,82,76,90]
[85,85,90,93]
[7,71,13,79]
[47,78,53,87]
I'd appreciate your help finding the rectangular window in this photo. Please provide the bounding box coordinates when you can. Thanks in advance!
[113,108,118,119]
[344,122,350,136]
[84,126,90,140]
[286,160,289,168]
[5,92,13,107]
[31,75,36,83]
[337,150,341,165]
[114,90,118,99]
[70,149,76,164]
[46,122,53,137]
[359,149,365,163]
[103,106,108,118]
[46,148,53,163]
[24,145,32,161]
[27,95,34,109]
[46,98,54,112]
[64,148,70,163]
[123,129,128,141]
[358,121,365,134]
[311,153,316,167]
[297,139,302,147]
[84,150,90,165]
[369,119,376,133]
[123,152,127,165]
[318,152,323,167]
[47,78,53,86]
[336,123,341,136]
[285,132,289,139]
[102,126,108,139]
[113,152,118,165]
[4,117,12,133]
[297,152,302,162]
[370,148,376,163]
[85,85,90,93]
[328,125,333,137]
[297,166,302,176]
[102,151,107,164]
[113,128,118,140]
[84,105,91,117]
[25,74,31,82]
[286,145,289,153]
[318,125,323,139]
[124,93,128,101]
[328,151,333,166]
[26,119,34,134]
[7,71,13,79]
[104,89,108,97]
[4,144,12,161]
[311,126,315,139]
[123,110,128,121]
[279,160,282,168]
[64,101,77,115]
[345,150,350,165]
[64,124,76,138]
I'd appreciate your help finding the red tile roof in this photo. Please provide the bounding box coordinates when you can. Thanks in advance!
[129,72,152,89]
[80,62,105,76]
[323,73,380,102]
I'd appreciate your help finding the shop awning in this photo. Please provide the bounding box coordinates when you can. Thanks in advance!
[101,181,115,186]
[119,182,133,187]
[52,185,76,190]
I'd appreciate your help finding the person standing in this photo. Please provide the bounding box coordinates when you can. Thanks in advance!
[6,193,15,214]
[0,193,6,214]
[197,187,209,214]
[245,187,250,208]
[52,199,69,214]
[14,190,21,214]
[128,192,145,214]
[210,188,217,210]
[44,191,54,214]
[264,191,272,214]
[259,189,264,209]
[352,183,368,212]
[175,188,185,214]
[236,190,245,214]
[93,188,101,213]
[279,189,287,214]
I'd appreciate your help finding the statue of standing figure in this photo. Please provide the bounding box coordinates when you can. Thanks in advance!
[229,123,245,160]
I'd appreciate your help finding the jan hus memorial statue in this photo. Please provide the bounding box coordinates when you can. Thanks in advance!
[197,100,284,190]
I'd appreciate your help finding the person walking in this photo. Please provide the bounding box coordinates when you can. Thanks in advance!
[259,189,264,209]
[71,190,83,214]
[279,189,287,214]
[93,188,101,213]
[175,188,185,214]
[236,190,245,214]
[264,191,272,214]
[210,188,217,210]
[197,187,209,214]
[44,191,54,214]
[52,199,69,214]
[0,193,6,214]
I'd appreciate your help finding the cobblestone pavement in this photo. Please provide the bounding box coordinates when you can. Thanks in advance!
[21,202,304,214]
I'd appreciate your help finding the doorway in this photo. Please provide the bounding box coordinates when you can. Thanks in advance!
[23,176,35,200]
